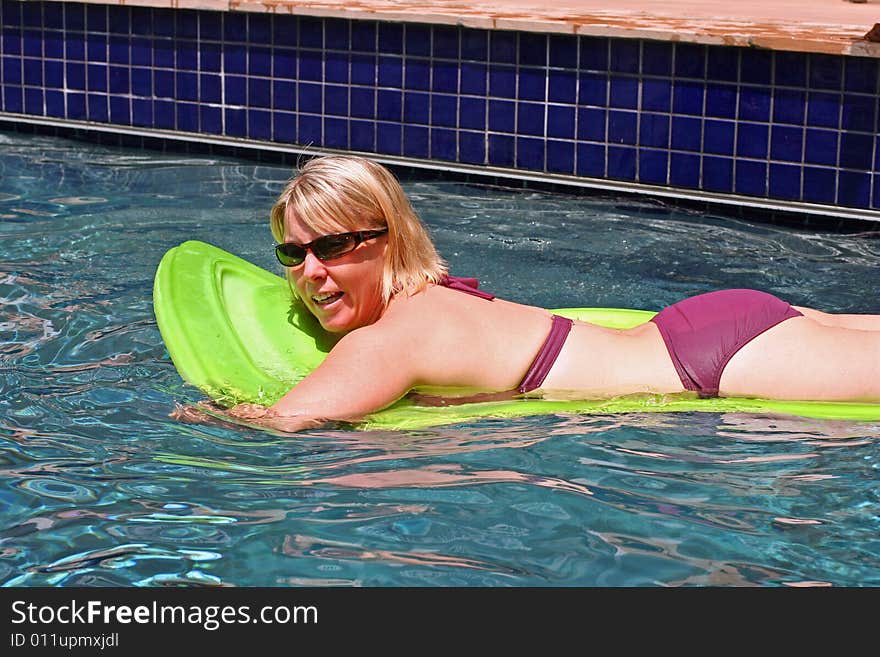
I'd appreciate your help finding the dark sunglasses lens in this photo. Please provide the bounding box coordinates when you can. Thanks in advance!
[275,244,306,266]
[312,233,357,260]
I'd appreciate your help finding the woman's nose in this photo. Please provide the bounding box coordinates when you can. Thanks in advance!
[300,251,327,279]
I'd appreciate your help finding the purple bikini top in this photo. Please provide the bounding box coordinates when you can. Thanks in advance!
[438,275,572,393]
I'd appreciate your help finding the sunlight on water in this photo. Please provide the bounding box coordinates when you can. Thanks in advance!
[1,129,879,586]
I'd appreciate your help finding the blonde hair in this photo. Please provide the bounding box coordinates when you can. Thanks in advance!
[270,155,447,305]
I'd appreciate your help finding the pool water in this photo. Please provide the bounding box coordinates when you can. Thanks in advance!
[2,129,879,587]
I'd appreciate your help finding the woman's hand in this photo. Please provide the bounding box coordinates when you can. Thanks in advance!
[170,401,325,434]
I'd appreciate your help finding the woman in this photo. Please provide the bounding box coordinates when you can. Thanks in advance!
[177,155,880,433]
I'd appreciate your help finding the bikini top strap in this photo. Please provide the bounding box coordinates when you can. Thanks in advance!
[438,275,496,300]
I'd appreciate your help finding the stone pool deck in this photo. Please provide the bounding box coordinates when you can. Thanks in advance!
[90,0,880,57]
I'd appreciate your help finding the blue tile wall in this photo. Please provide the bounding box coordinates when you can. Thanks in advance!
[2,1,880,213]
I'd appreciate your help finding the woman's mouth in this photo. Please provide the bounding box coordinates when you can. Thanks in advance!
[312,291,344,307]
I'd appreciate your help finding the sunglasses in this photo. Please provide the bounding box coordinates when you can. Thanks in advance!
[274,228,388,267]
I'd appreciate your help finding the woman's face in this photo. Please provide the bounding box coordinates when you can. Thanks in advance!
[284,212,389,334]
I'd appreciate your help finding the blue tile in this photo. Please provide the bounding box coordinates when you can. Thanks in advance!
[740,50,772,85]
[298,50,321,81]
[23,29,42,58]
[24,87,42,115]
[225,74,245,104]
[175,9,198,39]
[154,99,174,128]
[517,102,545,136]
[199,73,221,104]
[324,19,349,50]
[638,149,668,185]
[65,91,85,119]
[65,4,85,31]
[377,122,402,154]
[432,93,458,127]
[65,35,84,61]
[403,125,429,158]
[109,66,129,94]
[108,35,129,64]
[641,78,671,112]
[577,107,606,142]
[489,65,516,98]
[249,109,272,139]
[177,102,199,132]
[324,84,348,116]
[459,97,486,130]
[299,17,323,49]
[433,60,458,93]
[351,54,376,86]
[608,110,637,145]
[519,67,545,101]
[844,57,878,93]
[3,58,23,86]
[249,12,272,43]
[249,45,272,77]
[378,56,403,88]
[130,38,150,66]
[461,29,488,61]
[201,105,222,134]
[802,167,836,203]
[21,2,41,27]
[608,145,636,180]
[87,63,107,92]
[736,122,768,158]
[774,51,807,87]
[738,87,770,122]
[405,59,430,91]
[376,89,402,121]
[324,116,349,148]
[432,128,457,161]
[705,83,736,119]
[44,31,65,60]
[702,156,733,192]
[488,99,515,132]
[642,41,672,76]
[770,125,803,162]
[874,176,880,209]
[274,48,297,79]
[806,92,840,128]
[610,40,639,74]
[273,79,296,111]
[273,16,297,48]
[576,142,606,177]
[516,136,545,169]
[578,72,607,106]
[325,51,349,84]
[153,39,174,68]
[131,8,152,36]
[773,88,805,125]
[488,134,515,166]
[675,43,705,79]
[706,46,738,82]
[351,21,376,52]
[609,76,638,109]
[404,91,429,124]
[249,77,271,108]
[671,116,701,151]
[672,80,703,116]
[841,94,876,133]
[490,31,516,64]
[838,170,870,207]
[519,33,546,67]
[298,114,322,143]
[703,119,735,156]
[580,37,608,71]
[548,70,576,103]
[804,128,838,166]
[298,82,322,113]
[433,26,459,59]
[23,59,41,86]
[45,89,64,117]
[131,67,151,96]
[460,62,486,96]
[405,24,431,57]
[199,11,223,41]
[546,140,574,174]
[273,111,296,142]
[547,105,575,139]
[45,4,65,30]
[86,4,108,32]
[809,54,842,90]
[154,10,175,38]
[378,23,403,55]
[840,132,873,169]
[549,35,577,69]
[769,163,801,200]
[131,98,151,126]
[351,87,375,119]
[173,70,195,101]
[88,94,108,121]
[351,120,376,152]
[638,113,669,148]
[734,160,767,196]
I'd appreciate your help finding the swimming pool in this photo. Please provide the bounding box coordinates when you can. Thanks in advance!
[2,128,879,587]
